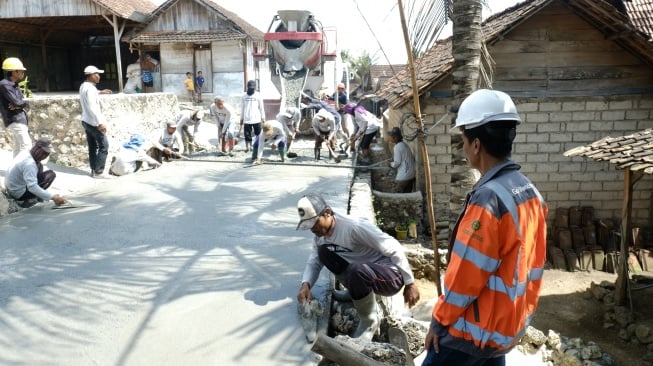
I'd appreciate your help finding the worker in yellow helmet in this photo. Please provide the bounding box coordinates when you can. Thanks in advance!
[1,57,32,157]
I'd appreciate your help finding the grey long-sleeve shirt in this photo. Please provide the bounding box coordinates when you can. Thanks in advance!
[5,150,52,201]
[301,213,415,288]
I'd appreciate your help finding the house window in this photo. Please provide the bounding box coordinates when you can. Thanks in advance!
[104,63,117,80]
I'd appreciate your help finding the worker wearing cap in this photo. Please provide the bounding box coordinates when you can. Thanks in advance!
[295,193,420,342]
[251,119,287,164]
[176,109,204,155]
[311,109,337,161]
[275,107,300,157]
[210,96,238,156]
[422,90,548,365]
[387,127,416,193]
[240,80,266,153]
[148,120,184,163]
[1,57,32,157]
[5,138,68,207]
[80,65,112,178]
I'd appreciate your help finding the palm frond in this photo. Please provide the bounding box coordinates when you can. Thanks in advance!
[405,0,449,56]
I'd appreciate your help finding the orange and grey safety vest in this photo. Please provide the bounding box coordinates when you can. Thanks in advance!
[431,160,548,358]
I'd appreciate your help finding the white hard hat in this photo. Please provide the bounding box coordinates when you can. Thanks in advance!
[455,89,521,129]
[84,65,104,75]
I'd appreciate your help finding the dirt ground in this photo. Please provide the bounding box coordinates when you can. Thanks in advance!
[415,269,653,365]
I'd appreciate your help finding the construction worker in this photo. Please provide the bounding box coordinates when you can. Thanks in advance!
[276,106,301,157]
[240,80,265,153]
[422,89,548,365]
[251,119,287,165]
[176,109,204,155]
[1,57,32,157]
[295,193,420,342]
[344,103,380,164]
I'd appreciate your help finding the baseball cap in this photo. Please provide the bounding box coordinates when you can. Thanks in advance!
[84,65,104,75]
[166,120,177,128]
[35,138,54,153]
[296,193,328,230]
[195,110,205,120]
[389,127,402,138]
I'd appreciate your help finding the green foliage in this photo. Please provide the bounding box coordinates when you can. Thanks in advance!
[18,76,32,98]
[343,50,378,91]
[375,210,385,229]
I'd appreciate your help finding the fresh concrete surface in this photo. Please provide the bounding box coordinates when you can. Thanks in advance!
[0,150,352,365]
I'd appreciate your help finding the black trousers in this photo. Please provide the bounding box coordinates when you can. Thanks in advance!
[318,244,404,300]
[18,165,56,201]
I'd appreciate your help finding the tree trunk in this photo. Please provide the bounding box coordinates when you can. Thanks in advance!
[450,0,483,227]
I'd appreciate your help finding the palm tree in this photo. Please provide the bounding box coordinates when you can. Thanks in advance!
[450,0,484,218]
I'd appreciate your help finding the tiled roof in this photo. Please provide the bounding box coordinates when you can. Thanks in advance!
[94,0,157,23]
[127,30,247,43]
[625,0,653,40]
[564,128,653,173]
[370,64,407,80]
[378,0,653,109]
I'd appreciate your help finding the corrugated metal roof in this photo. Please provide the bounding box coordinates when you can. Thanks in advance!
[564,128,653,173]
[127,29,247,43]
[377,0,653,109]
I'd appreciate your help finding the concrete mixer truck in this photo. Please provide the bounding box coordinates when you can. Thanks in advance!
[259,10,349,111]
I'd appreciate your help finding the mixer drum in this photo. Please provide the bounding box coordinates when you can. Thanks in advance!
[266,10,323,72]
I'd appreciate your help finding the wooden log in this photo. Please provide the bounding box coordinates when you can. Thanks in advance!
[310,334,384,366]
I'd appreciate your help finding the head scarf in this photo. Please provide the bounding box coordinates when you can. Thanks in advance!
[123,133,144,151]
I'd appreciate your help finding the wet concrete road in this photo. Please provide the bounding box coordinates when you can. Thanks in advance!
[0,159,352,365]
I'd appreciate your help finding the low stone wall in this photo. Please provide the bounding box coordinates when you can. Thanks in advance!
[373,190,424,235]
[1,93,183,169]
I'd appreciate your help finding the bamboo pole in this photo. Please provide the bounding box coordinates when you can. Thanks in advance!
[311,334,385,366]
[397,0,442,296]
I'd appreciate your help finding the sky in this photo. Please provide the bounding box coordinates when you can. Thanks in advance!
[154,0,522,65]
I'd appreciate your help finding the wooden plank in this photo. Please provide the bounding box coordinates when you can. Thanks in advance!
[515,13,594,30]
[495,67,548,81]
[547,66,647,80]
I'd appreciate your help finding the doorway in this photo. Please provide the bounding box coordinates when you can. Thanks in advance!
[194,44,212,94]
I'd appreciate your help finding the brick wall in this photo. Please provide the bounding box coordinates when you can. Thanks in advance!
[384,94,653,242]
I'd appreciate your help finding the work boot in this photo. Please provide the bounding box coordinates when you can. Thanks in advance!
[251,148,258,161]
[352,292,379,342]
[314,148,320,161]
[279,148,285,162]
[333,274,352,301]
[333,288,352,302]
[245,141,251,153]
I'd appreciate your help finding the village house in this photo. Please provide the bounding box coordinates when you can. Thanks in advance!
[376,0,653,246]
[0,0,157,92]
[124,0,271,109]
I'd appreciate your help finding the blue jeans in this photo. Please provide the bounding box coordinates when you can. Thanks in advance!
[422,345,505,366]
[82,122,109,174]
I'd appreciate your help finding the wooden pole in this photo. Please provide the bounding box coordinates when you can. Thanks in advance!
[396,0,442,295]
[103,14,125,93]
[310,334,385,366]
[615,168,633,305]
